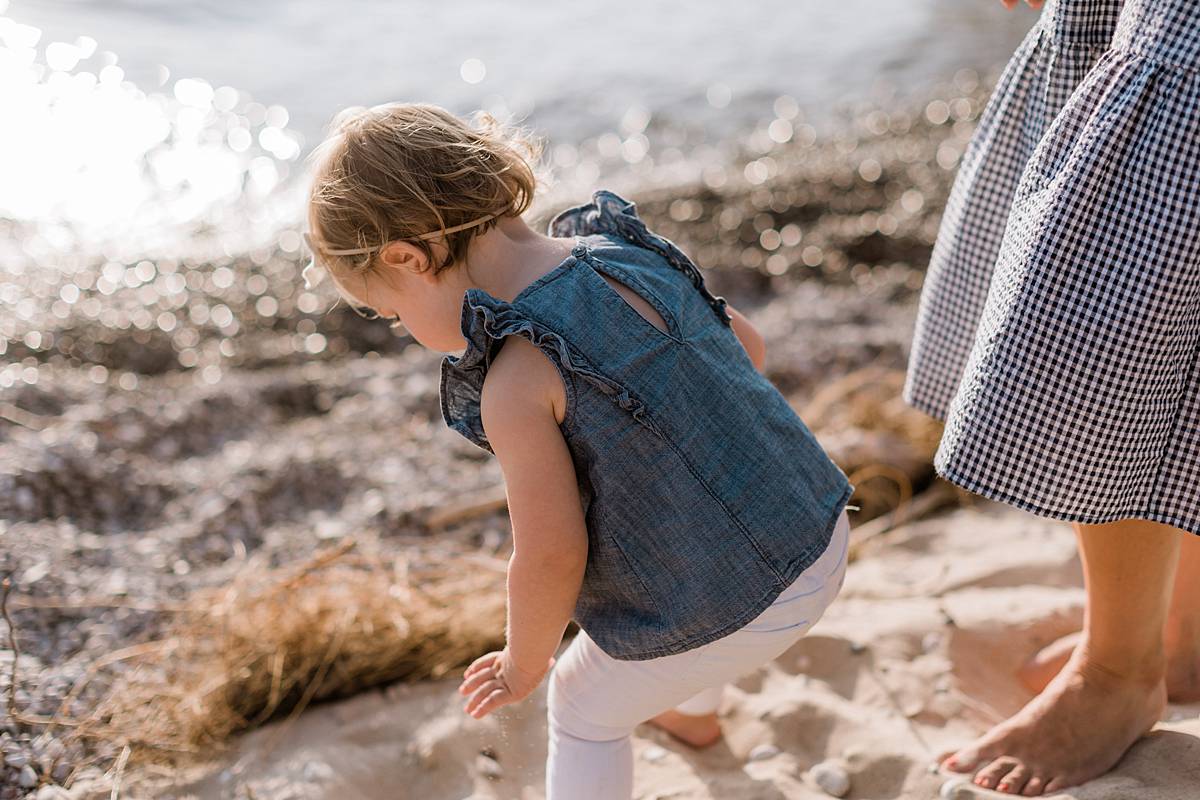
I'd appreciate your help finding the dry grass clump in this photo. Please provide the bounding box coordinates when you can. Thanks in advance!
[801,366,948,524]
[62,539,506,771]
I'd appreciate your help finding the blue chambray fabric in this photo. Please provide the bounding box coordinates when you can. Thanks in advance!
[440,189,854,660]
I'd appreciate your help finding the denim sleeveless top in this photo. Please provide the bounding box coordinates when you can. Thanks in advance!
[440,189,854,660]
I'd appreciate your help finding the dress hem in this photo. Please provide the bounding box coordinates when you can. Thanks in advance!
[935,461,1200,538]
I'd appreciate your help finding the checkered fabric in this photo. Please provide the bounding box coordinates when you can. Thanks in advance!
[903,0,1200,535]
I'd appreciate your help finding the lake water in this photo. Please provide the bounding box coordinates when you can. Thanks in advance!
[0,0,1037,252]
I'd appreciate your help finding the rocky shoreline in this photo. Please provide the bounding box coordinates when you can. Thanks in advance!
[0,81,984,797]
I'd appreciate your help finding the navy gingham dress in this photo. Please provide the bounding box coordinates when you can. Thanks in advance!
[904,0,1200,535]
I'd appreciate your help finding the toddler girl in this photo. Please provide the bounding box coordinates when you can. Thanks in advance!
[302,102,854,800]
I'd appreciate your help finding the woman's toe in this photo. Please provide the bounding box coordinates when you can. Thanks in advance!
[973,757,1019,790]
[943,749,981,773]
[1043,775,1071,794]
[996,763,1032,795]
[1022,775,1047,796]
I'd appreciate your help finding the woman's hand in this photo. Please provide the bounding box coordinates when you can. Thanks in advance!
[458,647,555,719]
[1000,0,1043,8]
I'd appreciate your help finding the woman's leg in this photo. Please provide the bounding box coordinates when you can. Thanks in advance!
[944,516,1182,795]
[1163,531,1200,701]
[1020,530,1200,702]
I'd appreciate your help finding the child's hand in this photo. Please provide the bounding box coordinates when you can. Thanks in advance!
[458,647,555,719]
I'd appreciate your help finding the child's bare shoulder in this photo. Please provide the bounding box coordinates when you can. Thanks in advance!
[479,335,567,428]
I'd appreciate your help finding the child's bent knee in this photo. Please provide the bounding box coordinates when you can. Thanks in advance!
[548,703,633,744]
[548,674,638,743]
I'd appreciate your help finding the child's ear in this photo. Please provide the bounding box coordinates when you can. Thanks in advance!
[379,241,430,277]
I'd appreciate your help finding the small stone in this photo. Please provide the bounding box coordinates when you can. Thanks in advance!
[20,561,49,585]
[474,753,502,780]
[36,786,69,800]
[40,739,64,761]
[302,761,333,782]
[4,752,28,768]
[18,764,38,788]
[849,641,867,654]
[642,745,668,763]
[940,777,973,799]
[809,760,850,797]
[748,743,780,762]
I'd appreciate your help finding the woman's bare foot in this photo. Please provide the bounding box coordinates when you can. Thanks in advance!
[1017,632,1080,695]
[646,709,723,748]
[1020,629,1200,703]
[943,654,1166,795]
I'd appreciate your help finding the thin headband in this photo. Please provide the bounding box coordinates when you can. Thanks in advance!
[302,212,498,288]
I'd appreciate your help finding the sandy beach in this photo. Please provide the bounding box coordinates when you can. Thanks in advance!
[151,500,1200,800]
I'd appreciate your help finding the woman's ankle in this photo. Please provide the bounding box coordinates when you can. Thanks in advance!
[1073,641,1167,688]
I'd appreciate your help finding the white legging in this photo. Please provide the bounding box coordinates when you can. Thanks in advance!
[546,510,850,800]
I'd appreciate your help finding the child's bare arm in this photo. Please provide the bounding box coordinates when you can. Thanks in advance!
[726,303,766,372]
[458,336,587,718]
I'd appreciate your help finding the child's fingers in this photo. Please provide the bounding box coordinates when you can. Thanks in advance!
[458,668,496,696]
[463,652,499,679]
[464,679,504,715]
[468,687,510,719]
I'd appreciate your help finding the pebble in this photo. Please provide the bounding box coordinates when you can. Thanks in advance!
[940,777,973,799]
[18,764,38,788]
[809,760,851,798]
[302,760,334,782]
[474,753,502,780]
[747,743,780,762]
[642,745,668,763]
[35,786,69,800]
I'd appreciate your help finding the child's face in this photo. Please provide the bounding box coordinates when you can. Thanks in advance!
[335,242,473,354]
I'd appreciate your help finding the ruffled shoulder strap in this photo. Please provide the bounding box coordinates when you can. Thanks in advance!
[440,283,661,453]
[548,189,731,325]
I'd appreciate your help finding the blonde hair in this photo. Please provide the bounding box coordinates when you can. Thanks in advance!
[306,102,543,308]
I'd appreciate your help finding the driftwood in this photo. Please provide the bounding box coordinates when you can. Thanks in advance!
[848,480,963,559]
[421,484,508,530]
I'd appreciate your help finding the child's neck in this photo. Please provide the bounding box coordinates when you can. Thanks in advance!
[465,215,579,302]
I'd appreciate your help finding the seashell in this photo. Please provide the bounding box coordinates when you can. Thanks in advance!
[474,753,502,780]
[940,777,973,799]
[809,760,850,797]
[642,745,668,763]
[748,743,780,762]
